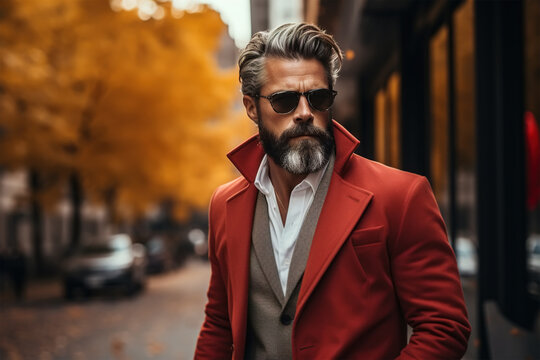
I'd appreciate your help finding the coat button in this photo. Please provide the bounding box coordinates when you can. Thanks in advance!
[280,314,293,325]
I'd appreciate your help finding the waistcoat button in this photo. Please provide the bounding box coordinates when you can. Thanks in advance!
[280,313,293,325]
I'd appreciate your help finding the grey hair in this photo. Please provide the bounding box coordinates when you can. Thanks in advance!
[238,23,343,96]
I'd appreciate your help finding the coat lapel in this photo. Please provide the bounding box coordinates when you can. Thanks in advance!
[296,174,373,314]
[252,192,286,306]
[294,121,374,315]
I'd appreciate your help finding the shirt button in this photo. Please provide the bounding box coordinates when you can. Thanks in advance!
[280,313,293,325]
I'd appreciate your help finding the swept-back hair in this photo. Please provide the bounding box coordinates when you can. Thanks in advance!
[238,23,343,96]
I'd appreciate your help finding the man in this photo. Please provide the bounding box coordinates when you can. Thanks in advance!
[195,23,470,359]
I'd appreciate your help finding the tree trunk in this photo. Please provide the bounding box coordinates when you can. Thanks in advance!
[104,186,117,231]
[29,170,43,273]
[69,173,82,252]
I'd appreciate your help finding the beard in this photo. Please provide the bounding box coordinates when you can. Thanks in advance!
[257,111,335,175]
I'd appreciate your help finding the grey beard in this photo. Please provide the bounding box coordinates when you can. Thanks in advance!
[281,138,327,175]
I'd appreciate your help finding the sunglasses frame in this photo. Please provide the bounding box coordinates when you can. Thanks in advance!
[255,88,337,114]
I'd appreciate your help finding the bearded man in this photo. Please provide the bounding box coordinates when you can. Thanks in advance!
[195,23,471,360]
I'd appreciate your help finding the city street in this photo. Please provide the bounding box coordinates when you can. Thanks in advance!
[0,259,210,360]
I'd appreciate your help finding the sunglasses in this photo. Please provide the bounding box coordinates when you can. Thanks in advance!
[255,88,337,114]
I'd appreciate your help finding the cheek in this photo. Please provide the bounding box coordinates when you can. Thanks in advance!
[313,113,331,129]
[260,110,287,136]
[266,115,291,134]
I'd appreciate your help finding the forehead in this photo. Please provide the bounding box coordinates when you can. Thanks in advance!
[261,57,328,92]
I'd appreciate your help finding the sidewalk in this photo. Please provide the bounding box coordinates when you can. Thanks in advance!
[0,260,210,360]
[0,276,63,307]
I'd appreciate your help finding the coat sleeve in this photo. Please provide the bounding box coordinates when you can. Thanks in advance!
[390,177,471,360]
[194,191,233,359]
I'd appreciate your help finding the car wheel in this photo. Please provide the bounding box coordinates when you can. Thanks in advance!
[64,285,74,300]
[125,279,138,296]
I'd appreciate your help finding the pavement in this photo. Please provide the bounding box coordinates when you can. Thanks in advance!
[0,259,211,360]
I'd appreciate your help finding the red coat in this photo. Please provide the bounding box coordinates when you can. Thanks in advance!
[195,121,471,359]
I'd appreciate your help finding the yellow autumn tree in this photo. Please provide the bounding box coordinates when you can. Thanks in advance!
[73,3,250,219]
[0,0,252,254]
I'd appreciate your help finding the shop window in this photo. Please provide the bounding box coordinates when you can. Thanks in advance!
[453,0,477,258]
[429,25,450,222]
[375,88,387,164]
[524,0,540,299]
[374,72,401,168]
[452,2,478,357]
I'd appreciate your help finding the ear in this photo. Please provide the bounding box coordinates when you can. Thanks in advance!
[243,95,259,125]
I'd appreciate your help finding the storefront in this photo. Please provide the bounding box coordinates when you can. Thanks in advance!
[308,0,540,358]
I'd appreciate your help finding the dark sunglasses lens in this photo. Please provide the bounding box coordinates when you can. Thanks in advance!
[308,89,335,111]
[271,92,299,113]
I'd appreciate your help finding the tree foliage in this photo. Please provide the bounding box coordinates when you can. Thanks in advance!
[0,0,252,220]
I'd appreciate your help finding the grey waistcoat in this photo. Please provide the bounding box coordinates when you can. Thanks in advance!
[245,156,334,360]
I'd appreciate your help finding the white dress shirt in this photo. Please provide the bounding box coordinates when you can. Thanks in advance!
[254,155,328,295]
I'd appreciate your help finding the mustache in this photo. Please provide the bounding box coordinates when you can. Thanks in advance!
[279,123,329,141]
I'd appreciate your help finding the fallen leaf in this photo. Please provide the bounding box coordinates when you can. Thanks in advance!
[146,340,164,357]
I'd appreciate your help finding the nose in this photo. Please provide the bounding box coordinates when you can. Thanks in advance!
[293,94,314,123]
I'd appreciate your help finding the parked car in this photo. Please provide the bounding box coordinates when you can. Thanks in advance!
[144,236,173,274]
[188,228,208,258]
[527,235,540,296]
[456,236,477,277]
[63,234,147,299]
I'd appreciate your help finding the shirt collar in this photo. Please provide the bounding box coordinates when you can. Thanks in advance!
[254,155,272,196]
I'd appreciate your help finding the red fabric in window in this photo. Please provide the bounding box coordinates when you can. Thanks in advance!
[525,111,540,210]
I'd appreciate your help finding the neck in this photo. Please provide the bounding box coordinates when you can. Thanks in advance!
[267,157,306,223]
[267,157,306,198]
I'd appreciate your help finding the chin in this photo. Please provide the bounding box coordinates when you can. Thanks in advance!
[282,143,327,175]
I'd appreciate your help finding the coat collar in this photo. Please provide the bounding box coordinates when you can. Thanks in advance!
[226,120,360,182]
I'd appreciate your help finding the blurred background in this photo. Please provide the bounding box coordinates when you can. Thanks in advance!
[0,0,539,359]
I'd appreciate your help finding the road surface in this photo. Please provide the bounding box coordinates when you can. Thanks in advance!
[0,259,211,360]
